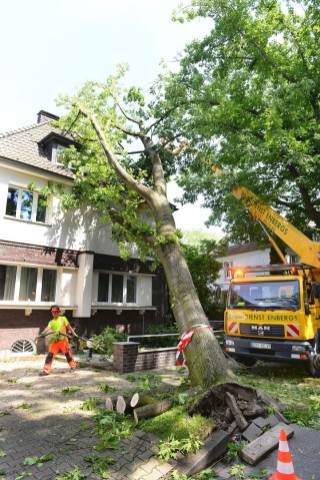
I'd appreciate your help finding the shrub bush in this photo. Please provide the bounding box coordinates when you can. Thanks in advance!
[90,327,127,356]
[142,324,179,348]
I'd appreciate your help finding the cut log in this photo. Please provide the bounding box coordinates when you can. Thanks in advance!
[116,395,132,415]
[225,392,248,431]
[105,394,119,411]
[133,386,203,423]
[133,399,173,423]
[130,393,157,409]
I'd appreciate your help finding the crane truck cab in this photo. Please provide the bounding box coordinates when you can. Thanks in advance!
[214,168,320,376]
[224,264,320,376]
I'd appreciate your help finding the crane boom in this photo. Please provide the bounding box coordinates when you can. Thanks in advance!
[232,185,320,268]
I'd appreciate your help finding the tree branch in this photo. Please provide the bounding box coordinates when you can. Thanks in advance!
[76,105,154,203]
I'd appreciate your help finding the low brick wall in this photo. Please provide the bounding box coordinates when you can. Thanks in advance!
[113,342,177,373]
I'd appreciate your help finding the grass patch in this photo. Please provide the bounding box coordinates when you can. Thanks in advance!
[61,386,80,395]
[126,372,164,391]
[142,405,216,441]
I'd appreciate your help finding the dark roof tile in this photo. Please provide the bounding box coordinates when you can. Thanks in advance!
[0,121,74,179]
[227,242,263,255]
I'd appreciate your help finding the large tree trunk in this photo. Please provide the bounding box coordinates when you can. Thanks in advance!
[153,192,230,388]
[83,111,231,390]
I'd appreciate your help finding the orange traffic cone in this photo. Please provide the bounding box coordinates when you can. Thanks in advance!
[269,429,302,480]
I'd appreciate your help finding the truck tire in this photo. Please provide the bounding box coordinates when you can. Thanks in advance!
[307,332,320,378]
[235,356,257,367]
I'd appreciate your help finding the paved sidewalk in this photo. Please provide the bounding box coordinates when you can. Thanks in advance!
[0,357,176,480]
[2,358,320,480]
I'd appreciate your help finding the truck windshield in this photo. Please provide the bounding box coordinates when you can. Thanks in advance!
[228,280,300,310]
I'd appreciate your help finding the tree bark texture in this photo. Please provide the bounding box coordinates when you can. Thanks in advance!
[133,399,173,423]
[130,393,157,409]
[85,111,230,389]
[156,232,229,387]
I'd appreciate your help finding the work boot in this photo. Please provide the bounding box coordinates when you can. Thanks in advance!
[39,371,49,376]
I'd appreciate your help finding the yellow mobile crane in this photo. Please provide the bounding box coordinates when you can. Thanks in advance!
[223,185,320,376]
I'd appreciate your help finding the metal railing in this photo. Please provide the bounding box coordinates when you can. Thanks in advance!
[127,333,179,343]
[126,321,225,344]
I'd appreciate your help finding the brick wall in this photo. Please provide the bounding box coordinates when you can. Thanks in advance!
[113,342,177,373]
[0,309,50,352]
[0,309,166,355]
[0,240,78,266]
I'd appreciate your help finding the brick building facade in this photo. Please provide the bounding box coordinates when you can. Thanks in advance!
[0,111,168,357]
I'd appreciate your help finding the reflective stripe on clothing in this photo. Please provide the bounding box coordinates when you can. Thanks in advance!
[43,339,76,374]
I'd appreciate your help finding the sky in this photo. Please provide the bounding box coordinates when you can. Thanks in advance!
[0,0,222,238]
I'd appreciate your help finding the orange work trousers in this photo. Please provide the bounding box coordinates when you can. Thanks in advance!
[43,339,76,375]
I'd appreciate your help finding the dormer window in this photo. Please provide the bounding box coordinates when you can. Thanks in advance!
[39,132,81,167]
[51,143,66,166]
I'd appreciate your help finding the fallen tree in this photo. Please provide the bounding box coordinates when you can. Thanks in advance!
[57,73,232,388]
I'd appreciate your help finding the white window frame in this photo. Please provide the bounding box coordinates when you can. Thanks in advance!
[51,143,65,166]
[5,185,51,224]
[96,272,137,306]
[0,263,58,304]
[224,261,233,280]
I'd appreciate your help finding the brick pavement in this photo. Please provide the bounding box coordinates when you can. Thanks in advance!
[0,358,175,480]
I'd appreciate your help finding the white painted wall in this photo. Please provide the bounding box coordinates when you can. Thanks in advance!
[0,160,153,315]
[73,252,94,317]
[216,247,271,292]
[0,162,132,257]
[59,270,77,306]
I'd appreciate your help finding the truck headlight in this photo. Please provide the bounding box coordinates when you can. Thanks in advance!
[225,339,235,346]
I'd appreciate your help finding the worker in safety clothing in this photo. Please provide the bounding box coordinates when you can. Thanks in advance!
[39,305,77,376]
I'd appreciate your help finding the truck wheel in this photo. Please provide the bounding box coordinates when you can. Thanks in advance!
[235,356,257,367]
[308,333,320,378]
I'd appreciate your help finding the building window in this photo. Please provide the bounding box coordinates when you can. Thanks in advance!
[224,261,233,279]
[20,191,33,220]
[126,275,137,303]
[0,265,17,300]
[97,272,137,304]
[0,265,57,303]
[51,144,65,165]
[98,273,109,302]
[36,195,47,223]
[6,187,18,216]
[286,253,299,264]
[111,274,124,303]
[41,269,57,302]
[5,186,49,224]
[19,267,37,301]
